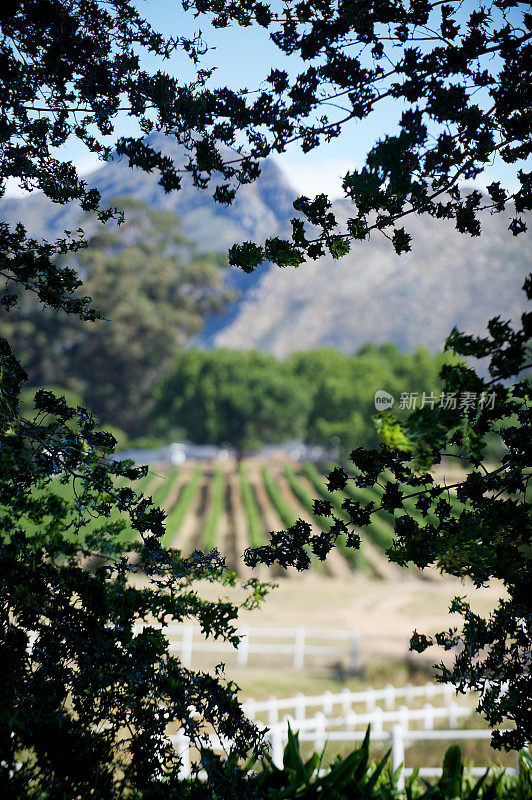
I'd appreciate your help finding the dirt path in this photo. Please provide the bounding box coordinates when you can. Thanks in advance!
[161,468,190,513]
[226,470,253,580]
[189,476,211,551]
[245,461,283,532]
[168,471,209,553]
[244,461,288,579]
[215,472,233,572]
[268,465,351,580]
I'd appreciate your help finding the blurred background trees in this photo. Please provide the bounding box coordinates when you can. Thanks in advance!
[1,199,232,435]
[154,345,452,456]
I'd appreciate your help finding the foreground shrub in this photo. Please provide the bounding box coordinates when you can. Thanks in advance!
[245,727,532,800]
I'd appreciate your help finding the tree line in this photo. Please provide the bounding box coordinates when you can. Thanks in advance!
[154,345,453,456]
[0,197,233,439]
[3,205,454,457]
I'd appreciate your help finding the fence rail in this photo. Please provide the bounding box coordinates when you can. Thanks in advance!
[166,682,507,781]
[133,624,360,670]
[268,723,519,786]
[264,703,476,759]
[243,681,465,724]
[131,623,436,669]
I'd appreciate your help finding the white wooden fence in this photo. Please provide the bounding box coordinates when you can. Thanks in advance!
[263,703,476,768]
[166,683,517,782]
[170,717,517,783]
[242,681,462,725]
[134,624,360,670]
[265,721,518,785]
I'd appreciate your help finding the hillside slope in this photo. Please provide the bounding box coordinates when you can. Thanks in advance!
[213,199,530,356]
[0,133,295,277]
[2,135,528,355]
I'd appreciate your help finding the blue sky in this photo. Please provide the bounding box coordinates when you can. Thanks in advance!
[5,0,527,199]
[136,0,403,197]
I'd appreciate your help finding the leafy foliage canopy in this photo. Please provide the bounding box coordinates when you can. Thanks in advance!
[1,199,232,433]
[0,2,269,794]
[155,345,452,455]
[178,0,532,267]
[246,280,532,750]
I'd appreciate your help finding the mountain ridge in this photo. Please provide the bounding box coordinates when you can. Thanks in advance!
[212,197,530,356]
[1,134,528,356]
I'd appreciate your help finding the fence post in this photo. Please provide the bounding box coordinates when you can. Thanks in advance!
[384,684,395,710]
[444,683,454,708]
[181,625,193,667]
[267,696,279,726]
[398,705,409,732]
[366,688,376,713]
[243,698,256,721]
[341,687,352,716]
[391,724,405,790]
[373,706,384,736]
[449,701,458,728]
[295,692,306,723]
[345,709,357,730]
[237,627,250,668]
[323,690,334,715]
[293,627,306,669]
[269,724,284,769]
[313,712,326,752]
[422,703,434,731]
[348,631,359,673]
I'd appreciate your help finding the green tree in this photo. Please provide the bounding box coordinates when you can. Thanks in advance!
[286,344,450,453]
[285,348,364,449]
[0,3,267,795]
[1,198,232,434]
[155,348,311,456]
[1,356,267,797]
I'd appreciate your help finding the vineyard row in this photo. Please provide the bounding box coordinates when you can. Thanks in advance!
[41,460,462,578]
